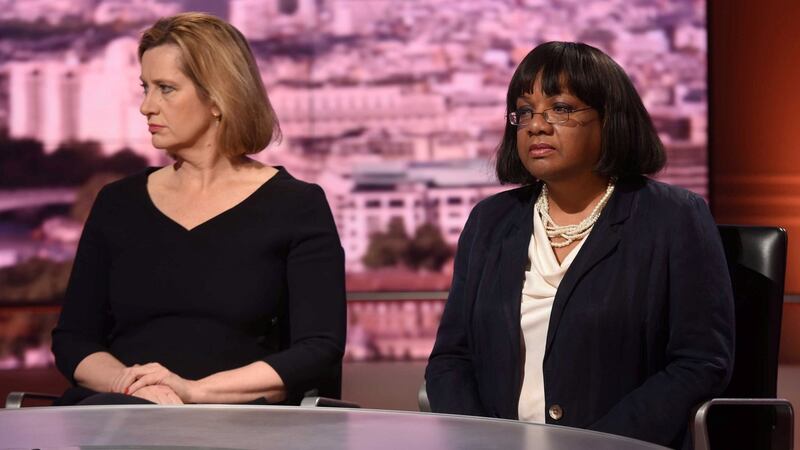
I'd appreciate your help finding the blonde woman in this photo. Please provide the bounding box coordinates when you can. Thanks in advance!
[52,13,346,406]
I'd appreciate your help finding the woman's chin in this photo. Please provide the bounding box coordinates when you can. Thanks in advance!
[152,141,178,156]
[150,135,176,150]
[522,160,556,181]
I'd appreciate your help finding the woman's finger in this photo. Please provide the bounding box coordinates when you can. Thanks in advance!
[111,369,135,393]
[120,370,145,394]
[118,366,149,393]
[128,373,162,394]
[114,363,173,395]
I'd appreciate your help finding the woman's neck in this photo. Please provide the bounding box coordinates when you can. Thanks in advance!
[543,174,610,219]
[169,151,255,192]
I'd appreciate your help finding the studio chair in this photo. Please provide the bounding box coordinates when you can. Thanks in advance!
[5,392,59,408]
[692,225,794,450]
[418,381,431,412]
[299,362,360,408]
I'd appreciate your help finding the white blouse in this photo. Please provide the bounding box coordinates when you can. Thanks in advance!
[517,207,590,423]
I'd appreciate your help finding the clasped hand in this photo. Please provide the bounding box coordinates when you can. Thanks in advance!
[110,362,198,404]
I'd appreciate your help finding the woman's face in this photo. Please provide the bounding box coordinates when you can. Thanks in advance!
[139,44,218,154]
[515,76,602,184]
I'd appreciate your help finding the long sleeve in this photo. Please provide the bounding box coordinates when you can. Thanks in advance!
[425,203,488,416]
[51,188,114,384]
[588,194,735,447]
[261,183,346,398]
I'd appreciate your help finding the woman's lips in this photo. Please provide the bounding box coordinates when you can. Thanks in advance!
[528,144,555,158]
[148,124,164,133]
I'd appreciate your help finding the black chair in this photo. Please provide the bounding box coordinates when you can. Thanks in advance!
[692,225,794,450]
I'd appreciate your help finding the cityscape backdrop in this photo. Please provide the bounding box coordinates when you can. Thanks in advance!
[0,0,708,367]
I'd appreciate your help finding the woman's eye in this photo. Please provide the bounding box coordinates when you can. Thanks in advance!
[516,107,533,116]
[140,83,148,93]
[551,104,574,114]
[159,84,175,94]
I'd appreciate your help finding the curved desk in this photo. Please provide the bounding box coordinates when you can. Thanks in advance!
[0,405,669,449]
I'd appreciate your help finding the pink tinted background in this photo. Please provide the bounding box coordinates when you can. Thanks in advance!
[0,0,707,365]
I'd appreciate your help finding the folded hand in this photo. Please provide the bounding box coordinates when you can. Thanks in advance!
[125,362,198,402]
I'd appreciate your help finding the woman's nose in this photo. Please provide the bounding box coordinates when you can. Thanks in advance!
[140,91,156,116]
[526,112,553,135]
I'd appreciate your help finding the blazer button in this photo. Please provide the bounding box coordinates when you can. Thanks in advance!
[548,404,563,421]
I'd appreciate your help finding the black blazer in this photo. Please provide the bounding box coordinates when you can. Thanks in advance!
[425,176,735,449]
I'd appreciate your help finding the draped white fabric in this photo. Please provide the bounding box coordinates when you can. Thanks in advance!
[518,207,589,423]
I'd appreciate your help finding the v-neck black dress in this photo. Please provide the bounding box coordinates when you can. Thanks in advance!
[51,167,346,404]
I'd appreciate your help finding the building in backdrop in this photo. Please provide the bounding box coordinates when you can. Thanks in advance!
[0,0,708,365]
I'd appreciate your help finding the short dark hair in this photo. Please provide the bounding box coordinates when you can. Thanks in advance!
[495,41,665,184]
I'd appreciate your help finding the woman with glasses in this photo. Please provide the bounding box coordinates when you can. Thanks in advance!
[425,41,734,449]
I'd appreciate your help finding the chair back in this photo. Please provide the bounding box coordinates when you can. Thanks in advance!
[717,225,786,398]
[707,225,788,450]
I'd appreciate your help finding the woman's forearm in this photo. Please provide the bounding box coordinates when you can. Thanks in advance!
[188,361,287,404]
[73,351,128,393]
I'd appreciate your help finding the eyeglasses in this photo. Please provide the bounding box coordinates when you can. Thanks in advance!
[508,106,593,126]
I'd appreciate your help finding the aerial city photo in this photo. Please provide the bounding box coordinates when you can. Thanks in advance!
[0,0,707,366]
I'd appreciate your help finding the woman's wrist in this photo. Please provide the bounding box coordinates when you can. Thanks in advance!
[185,379,207,403]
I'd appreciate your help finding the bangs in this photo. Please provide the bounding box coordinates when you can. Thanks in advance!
[506,42,607,116]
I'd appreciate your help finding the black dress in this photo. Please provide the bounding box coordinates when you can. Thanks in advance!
[51,167,346,405]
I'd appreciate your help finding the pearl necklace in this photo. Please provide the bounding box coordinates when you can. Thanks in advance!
[535,181,616,248]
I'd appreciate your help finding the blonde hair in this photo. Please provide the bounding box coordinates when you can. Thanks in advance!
[139,12,280,157]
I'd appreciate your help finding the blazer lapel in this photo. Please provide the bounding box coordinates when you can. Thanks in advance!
[543,179,637,360]
[495,184,538,399]
[498,209,534,341]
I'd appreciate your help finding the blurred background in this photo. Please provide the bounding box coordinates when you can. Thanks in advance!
[0,1,797,442]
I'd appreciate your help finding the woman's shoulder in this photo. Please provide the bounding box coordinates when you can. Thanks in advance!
[633,176,707,211]
[72,169,153,227]
[247,167,333,226]
[92,168,153,205]
[458,184,537,240]
[624,177,713,234]
[268,166,320,191]
[263,166,329,206]
[473,183,538,216]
